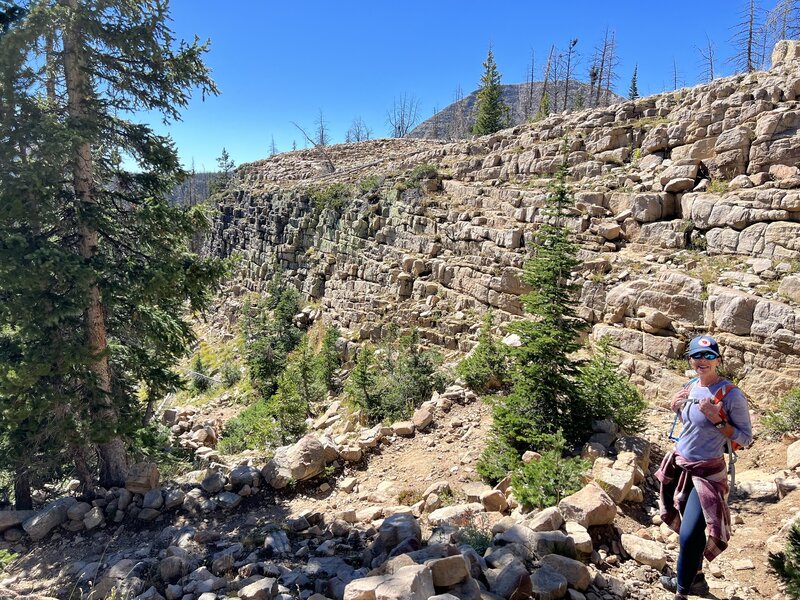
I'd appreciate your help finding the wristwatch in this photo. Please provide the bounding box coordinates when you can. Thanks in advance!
[714,420,727,430]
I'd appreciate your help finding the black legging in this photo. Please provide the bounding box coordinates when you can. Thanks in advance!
[676,487,706,594]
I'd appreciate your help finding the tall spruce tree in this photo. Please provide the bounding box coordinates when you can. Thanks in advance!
[472,47,508,135]
[477,156,587,482]
[0,0,224,496]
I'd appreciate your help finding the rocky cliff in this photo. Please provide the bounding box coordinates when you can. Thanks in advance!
[206,40,800,408]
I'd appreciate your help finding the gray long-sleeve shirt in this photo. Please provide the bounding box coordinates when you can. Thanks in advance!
[675,379,753,461]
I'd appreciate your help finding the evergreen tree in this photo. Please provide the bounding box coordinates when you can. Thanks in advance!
[243,275,302,399]
[0,0,224,494]
[477,156,587,481]
[456,311,509,394]
[472,47,508,135]
[211,147,235,193]
[346,345,381,419]
[319,326,342,392]
[628,64,639,100]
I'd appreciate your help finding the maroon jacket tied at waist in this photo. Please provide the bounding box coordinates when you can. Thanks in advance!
[654,450,732,561]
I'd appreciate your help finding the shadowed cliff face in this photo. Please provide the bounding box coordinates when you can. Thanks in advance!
[207,42,800,407]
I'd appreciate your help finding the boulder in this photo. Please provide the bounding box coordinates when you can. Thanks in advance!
[540,554,591,591]
[779,275,800,304]
[262,435,327,489]
[238,577,278,600]
[412,407,434,431]
[558,484,617,528]
[594,467,634,504]
[229,465,261,489]
[427,555,470,587]
[87,559,148,599]
[789,439,800,470]
[83,507,105,530]
[487,558,532,599]
[620,533,667,570]
[480,490,508,513]
[427,503,485,527]
[0,510,35,534]
[496,526,576,558]
[530,565,568,600]
[523,506,563,532]
[343,564,435,600]
[22,496,77,541]
[125,462,159,494]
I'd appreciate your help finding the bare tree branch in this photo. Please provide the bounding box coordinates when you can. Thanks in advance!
[387,93,420,138]
[292,121,336,173]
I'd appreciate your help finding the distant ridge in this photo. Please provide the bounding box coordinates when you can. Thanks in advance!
[409,81,626,139]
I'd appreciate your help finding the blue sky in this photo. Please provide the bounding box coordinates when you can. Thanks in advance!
[157,0,771,171]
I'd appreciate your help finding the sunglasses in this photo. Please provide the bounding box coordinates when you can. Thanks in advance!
[689,351,719,360]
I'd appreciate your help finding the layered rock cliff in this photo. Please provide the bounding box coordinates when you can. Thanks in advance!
[206,41,800,407]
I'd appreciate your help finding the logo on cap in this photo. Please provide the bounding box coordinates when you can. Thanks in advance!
[699,338,711,347]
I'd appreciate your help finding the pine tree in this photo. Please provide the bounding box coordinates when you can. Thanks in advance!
[319,326,342,392]
[0,0,224,494]
[473,47,508,135]
[477,156,587,481]
[211,147,236,193]
[628,64,639,99]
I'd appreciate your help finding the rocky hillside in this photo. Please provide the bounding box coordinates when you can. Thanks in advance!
[408,81,625,140]
[207,40,800,407]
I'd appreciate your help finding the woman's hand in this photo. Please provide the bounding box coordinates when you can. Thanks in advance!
[698,397,722,423]
[670,388,689,413]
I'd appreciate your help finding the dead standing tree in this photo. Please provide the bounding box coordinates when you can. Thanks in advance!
[292,119,336,173]
[729,0,761,73]
[521,49,536,121]
[563,38,578,112]
[540,44,555,116]
[593,29,610,107]
[345,116,372,143]
[698,34,717,83]
[387,93,420,138]
[446,85,469,140]
[601,30,618,106]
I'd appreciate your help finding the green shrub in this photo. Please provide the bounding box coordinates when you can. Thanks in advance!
[266,336,325,445]
[397,489,422,506]
[312,183,350,211]
[708,179,729,194]
[459,517,494,555]
[578,336,647,433]
[346,328,445,425]
[221,360,242,387]
[763,387,800,436]
[190,354,211,393]
[359,175,383,194]
[769,520,800,599]
[407,163,439,188]
[476,428,522,484]
[0,549,17,574]
[218,399,276,454]
[511,432,589,510]
[456,311,509,394]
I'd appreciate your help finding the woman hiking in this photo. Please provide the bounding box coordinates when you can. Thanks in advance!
[656,335,753,599]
